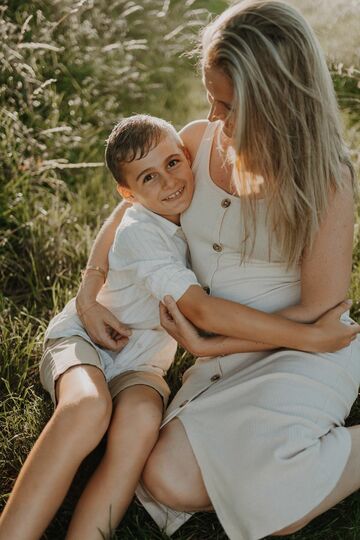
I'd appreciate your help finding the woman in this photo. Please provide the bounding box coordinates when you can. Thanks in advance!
[76,2,360,538]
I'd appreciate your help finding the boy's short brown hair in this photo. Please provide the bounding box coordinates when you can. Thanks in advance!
[105,114,182,186]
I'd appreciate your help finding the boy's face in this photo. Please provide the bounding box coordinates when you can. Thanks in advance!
[118,135,194,225]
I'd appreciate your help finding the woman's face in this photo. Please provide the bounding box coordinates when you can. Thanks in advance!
[203,66,235,139]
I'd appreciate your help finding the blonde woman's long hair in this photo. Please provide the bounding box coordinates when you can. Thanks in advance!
[201,0,355,266]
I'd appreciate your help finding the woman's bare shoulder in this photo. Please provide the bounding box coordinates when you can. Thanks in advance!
[179,119,209,162]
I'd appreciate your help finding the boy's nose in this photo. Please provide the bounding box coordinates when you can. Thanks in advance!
[162,172,178,187]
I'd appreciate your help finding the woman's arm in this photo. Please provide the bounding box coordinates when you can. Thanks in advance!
[175,287,357,352]
[160,297,355,357]
[175,169,358,352]
[160,298,276,356]
[277,167,355,323]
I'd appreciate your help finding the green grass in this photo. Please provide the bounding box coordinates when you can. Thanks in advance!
[1,0,360,539]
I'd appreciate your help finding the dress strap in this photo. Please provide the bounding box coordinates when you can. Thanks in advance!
[192,121,219,177]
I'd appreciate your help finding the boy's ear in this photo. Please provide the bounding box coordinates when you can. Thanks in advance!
[117,184,135,201]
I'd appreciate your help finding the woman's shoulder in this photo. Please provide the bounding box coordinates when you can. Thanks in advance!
[179,119,209,163]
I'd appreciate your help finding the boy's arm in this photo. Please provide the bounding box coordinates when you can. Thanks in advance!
[76,200,132,351]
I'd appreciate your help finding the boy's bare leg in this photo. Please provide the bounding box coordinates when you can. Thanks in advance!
[65,385,163,540]
[0,366,112,540]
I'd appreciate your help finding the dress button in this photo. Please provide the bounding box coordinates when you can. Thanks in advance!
[212,243,222,252]
[221,198,231,208]
[179,400,189,408]
[203,285,210,294]
[210,374,221,382]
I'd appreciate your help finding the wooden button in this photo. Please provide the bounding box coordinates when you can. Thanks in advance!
[212,243,222,252]
[221,198,231,208]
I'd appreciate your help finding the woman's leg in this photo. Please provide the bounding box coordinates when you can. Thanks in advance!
[66,385,163,540]
[142,417,213,512]
[273,425,360,535]
[0,365,112,540]
[143,420,360,529]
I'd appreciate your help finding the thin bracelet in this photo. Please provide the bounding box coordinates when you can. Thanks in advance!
[81,265,107,280]
[77,301,98,318]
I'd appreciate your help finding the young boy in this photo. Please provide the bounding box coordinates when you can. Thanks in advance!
[1,114,357,540]
[39,115,200,538]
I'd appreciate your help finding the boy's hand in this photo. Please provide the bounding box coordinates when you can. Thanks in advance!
[76,298,131,351]
[310,300,360,352]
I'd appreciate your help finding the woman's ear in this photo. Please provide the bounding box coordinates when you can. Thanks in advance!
[182,145,192,166]
[117,184,135,201]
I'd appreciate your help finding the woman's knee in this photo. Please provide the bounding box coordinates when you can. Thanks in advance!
[141,449,185,510]
[272,518,311,536]
[142,444,210,512]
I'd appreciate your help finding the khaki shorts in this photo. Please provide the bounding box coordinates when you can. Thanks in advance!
[39,336,170,407]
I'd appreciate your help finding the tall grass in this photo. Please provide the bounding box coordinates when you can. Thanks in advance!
[1,0,360,539]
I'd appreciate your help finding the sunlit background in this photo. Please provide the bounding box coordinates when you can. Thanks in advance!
[1,1,360,538]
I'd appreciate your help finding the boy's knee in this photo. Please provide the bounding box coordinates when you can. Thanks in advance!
[110,393,162,442]
[54,392,112,445]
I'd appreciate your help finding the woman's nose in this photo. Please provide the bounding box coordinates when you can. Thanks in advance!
[207,102,224,123]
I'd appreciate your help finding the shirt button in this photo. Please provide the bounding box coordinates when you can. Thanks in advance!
[179,400,189,408]
[203,285,210,294]
[221,198,231,208]
[210,374,221,382]
[212,243,222,252]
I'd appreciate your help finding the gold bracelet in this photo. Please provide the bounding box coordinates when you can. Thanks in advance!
[81,265,107,280]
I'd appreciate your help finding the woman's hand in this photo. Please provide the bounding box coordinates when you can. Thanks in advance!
[160,296,212,356]
[310,300,360,352]
[76,298,131,352]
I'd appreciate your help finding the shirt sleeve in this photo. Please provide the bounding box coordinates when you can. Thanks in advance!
[110,222,200,302]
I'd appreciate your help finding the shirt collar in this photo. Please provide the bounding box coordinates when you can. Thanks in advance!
[133,203,182,237]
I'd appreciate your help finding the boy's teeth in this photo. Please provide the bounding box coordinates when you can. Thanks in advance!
[165,187,183,200]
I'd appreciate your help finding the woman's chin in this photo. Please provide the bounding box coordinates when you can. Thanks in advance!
[221,125,233,139]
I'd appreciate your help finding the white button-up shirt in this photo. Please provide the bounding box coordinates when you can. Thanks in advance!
[45,204,199,381]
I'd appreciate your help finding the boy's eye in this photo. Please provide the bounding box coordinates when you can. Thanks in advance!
[143,173,155,183]
[168,159,180,168]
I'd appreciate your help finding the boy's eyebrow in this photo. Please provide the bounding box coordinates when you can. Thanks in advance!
[136,153,182,182]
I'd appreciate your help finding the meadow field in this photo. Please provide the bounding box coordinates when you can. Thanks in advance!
[1,0,359,538]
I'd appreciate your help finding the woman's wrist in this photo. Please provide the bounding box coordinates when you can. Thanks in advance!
[303,324,322,352]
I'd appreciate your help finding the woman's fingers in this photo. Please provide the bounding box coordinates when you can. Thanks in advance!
[163,295,182,322]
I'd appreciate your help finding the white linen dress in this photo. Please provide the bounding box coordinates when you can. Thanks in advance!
[137,121,360,540]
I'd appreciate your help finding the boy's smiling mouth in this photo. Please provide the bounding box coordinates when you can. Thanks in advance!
[162,185,185,201]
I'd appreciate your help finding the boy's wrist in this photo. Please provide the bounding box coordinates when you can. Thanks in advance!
[76,276,102,310]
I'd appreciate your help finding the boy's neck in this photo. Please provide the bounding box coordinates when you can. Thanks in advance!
[138,203,181,226]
